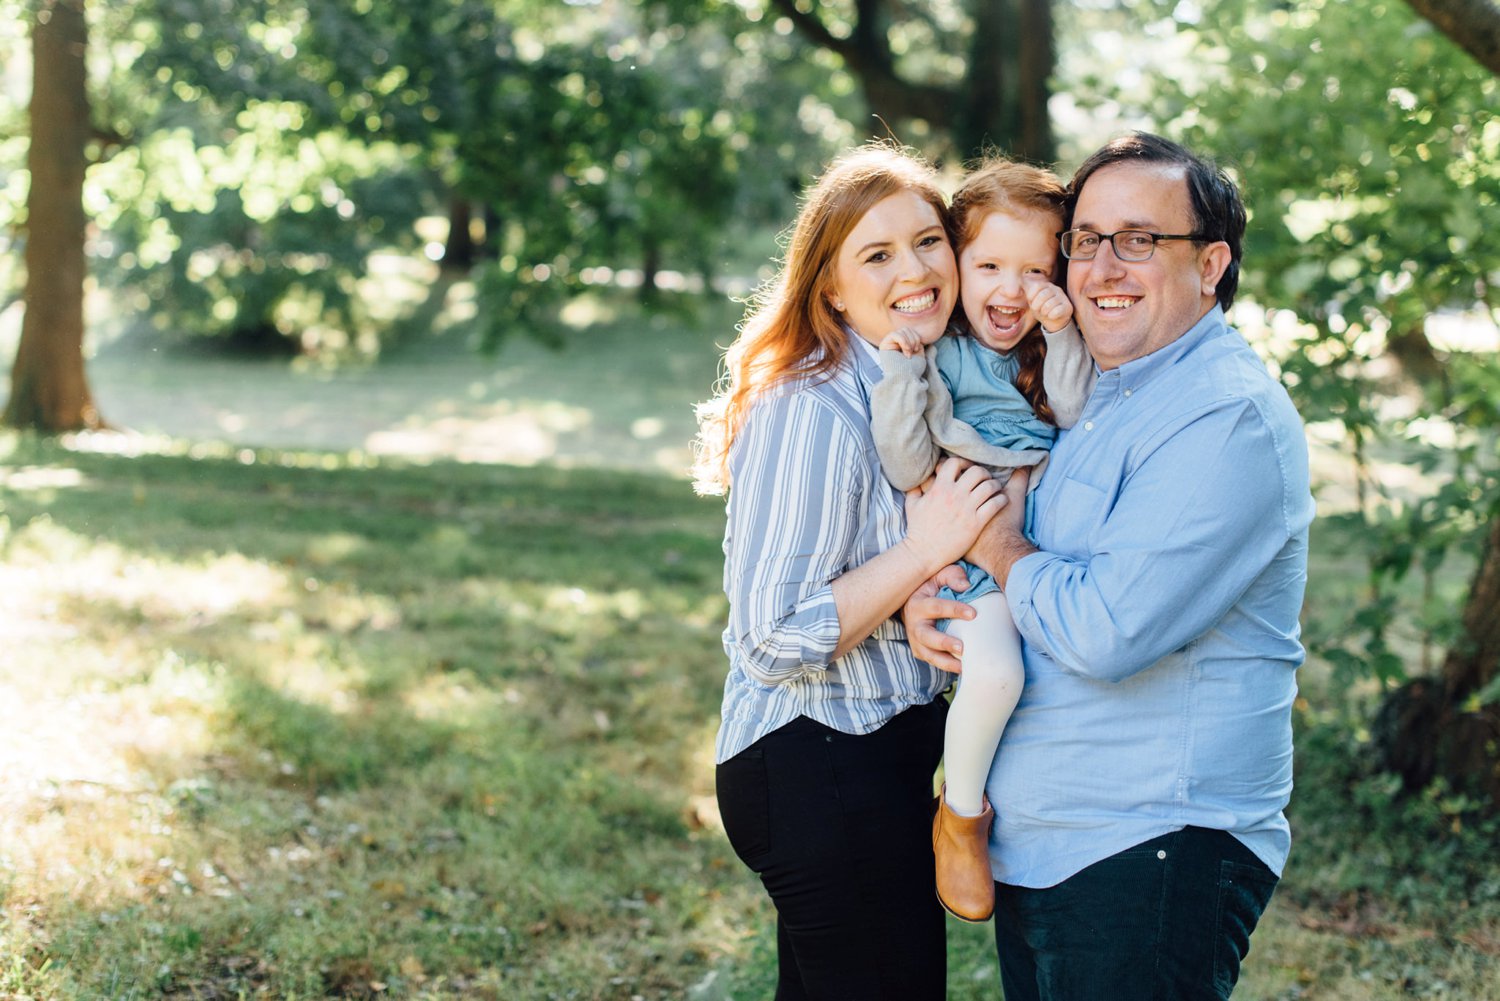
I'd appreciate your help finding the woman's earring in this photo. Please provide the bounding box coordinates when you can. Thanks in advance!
[833,300,845,312]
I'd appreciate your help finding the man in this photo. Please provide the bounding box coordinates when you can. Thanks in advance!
[905,133,1314,1000]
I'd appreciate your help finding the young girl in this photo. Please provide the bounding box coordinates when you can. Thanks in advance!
[870,157,1096,923]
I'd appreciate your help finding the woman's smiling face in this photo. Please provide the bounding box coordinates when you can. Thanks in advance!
[827,190,957,348]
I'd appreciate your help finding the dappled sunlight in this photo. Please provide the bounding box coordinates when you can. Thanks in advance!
[400,671,522,727]
[0,464,86,491]
[1427,310,1500,352]
[0,641,222,911]
[0,519,277,828]
[80,288,724,479]
[363,399,592,466]
[2,517,291,626]
[0,659,216,810]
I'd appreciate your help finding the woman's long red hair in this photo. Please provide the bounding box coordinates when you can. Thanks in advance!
[692,142,950,495]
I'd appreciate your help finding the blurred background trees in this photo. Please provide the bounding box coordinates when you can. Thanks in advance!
[1,0,1497,803]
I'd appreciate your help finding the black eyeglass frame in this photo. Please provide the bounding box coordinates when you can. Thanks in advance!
[1057,229,1209,262]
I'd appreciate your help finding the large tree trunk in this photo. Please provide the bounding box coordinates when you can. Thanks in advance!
[1374,513,1500,807]
[442,196,477,270]
[767,0,1055,162]
[4,0,102,431]
[1015,0,1056,163]
[1404,0,1500,76]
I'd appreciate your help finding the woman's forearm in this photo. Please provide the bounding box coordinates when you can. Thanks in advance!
[829,538,946,660]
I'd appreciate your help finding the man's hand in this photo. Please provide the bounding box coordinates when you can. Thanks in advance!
[902,565,974,674]
[965,467,1036,588]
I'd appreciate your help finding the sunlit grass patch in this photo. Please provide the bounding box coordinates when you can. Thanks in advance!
[0,434,752,999]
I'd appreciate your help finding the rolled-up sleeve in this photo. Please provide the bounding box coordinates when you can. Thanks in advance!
[870,348,941,491]
[724,388,867,685]
[1008,398,1295,681]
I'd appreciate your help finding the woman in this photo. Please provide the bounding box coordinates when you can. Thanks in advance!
[693,142,1004,1000]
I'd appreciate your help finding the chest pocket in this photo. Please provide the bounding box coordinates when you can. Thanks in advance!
[1036,475,1110,559]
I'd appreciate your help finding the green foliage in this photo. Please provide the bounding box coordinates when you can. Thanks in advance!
[1149,0,1500,687]
[0,0,858,355]
[1289,703,1500,927]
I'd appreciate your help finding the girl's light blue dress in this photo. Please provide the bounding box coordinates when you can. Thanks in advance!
[931,335,1056,612]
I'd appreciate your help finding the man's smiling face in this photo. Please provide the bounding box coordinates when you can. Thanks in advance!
[1066,162,1227,370]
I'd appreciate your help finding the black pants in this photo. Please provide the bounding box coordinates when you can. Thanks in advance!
[715,699,948,1001]
[994,826,1279,1001]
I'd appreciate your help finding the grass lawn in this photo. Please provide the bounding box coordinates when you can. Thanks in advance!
[1,298,1497,999]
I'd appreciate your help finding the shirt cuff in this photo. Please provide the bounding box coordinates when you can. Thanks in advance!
[797,583,842,667]
[1004,550,1053,654]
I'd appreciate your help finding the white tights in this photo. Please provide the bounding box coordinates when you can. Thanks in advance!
[941,590,1024,817]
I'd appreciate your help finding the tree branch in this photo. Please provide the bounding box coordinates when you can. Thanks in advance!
[1404,0,1500,76]
[764,0,856,61]
[764,0,959,141]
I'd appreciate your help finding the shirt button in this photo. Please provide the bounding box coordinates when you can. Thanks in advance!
[1124,389,1133,397]
[1156,850,1167,860]
[1084,421,1095,431]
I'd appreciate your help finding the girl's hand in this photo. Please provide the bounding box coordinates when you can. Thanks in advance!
[1024,276,1074,333]
[901,457,1005,574]
[879,326,926,357]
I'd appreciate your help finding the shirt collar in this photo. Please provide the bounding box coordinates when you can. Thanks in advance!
[845,325,884,385]
[1109,305,1227,391]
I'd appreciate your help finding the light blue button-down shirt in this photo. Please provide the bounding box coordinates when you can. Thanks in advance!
[989,306,1315,887]
[715,335,949,763]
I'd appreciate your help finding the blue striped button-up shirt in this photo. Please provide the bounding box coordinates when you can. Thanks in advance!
[714,334,949,763]
[989,307,1315,887]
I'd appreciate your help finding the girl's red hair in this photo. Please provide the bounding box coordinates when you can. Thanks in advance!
[950,157,1067,425]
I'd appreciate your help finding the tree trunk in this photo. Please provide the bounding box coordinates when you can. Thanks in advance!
[960,0,1016,157]
[639,238,661,305]
[4,0,101,432]
[1404,0,1500,76]
[767,0,1055,161]
[1015,0,1056,163]
[1374,512,1500,808]
[442,196,476,270]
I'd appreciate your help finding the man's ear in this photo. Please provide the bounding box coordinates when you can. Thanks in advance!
[1200,242,1232,298]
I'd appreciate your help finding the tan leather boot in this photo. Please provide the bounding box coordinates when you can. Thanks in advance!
[931,783,995,922]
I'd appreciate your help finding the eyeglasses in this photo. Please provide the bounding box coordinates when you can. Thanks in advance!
[1058,229,1206,262]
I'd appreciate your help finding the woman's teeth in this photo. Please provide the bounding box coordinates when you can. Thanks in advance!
[893,291,936,313]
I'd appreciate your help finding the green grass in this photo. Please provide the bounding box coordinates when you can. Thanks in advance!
[1,424,1497,998]
[0,434,741,999]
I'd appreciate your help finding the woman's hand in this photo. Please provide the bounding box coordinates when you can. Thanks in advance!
[902,566,974,673]
[901,457,1004,575]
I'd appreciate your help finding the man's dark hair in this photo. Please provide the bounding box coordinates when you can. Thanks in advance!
[1066,132,1246,311]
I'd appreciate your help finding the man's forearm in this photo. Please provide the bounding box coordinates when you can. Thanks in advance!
[966,520,1038,590]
